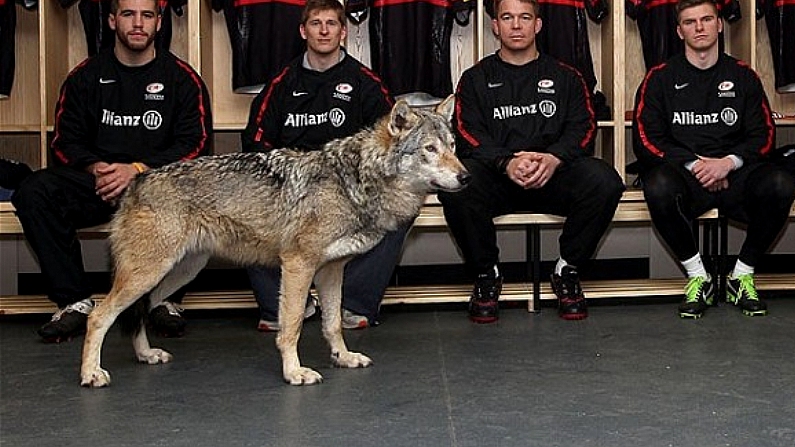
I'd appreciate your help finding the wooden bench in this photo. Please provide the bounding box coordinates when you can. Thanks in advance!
[4,195,792,316]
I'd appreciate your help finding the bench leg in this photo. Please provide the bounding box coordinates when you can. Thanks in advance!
[527,224,541,313]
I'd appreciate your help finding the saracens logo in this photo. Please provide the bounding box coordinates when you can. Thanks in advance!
[145,83,165,100]
[146,83,164,93]
[718,81,734,91]
[720,107,738,126]
[538,79,555,94]
[336,83,353,94]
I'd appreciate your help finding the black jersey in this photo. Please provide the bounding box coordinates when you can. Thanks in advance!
[0,0,15,99]
[212,0,306,94]
[242,51,393,152]
[626,0,741,70]
[58,0,184,57]
[347,0,471,100]
[454,52,596,166]
[633,53,775,169]
[51,49,212,169]
[758,0,795,93]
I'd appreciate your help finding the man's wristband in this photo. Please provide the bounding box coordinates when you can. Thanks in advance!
[132,162,147,174]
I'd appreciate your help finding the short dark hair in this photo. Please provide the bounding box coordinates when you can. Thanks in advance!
[493,0,540,18]
[301,0,346,25]
[110,0,161,15]
[675,0,719,21]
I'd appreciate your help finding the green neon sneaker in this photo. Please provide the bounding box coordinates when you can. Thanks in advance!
[727,274,768,317]
[678,276,714,319]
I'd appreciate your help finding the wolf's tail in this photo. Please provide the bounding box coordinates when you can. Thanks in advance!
[118,294,151,337]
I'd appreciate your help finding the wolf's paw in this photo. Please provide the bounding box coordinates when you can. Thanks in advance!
[332,351,373,369]
[136,348,173,365]
[284,367,324,386]
[80,368,111,388]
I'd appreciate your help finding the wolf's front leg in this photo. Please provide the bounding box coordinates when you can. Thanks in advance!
[314,260,373,369]
[80,295,129,387]
[277,258,323,385]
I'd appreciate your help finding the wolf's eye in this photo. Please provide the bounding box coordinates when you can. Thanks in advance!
[425,144,438,153]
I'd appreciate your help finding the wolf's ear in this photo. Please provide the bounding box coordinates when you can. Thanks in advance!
[434,94,455,122]
[388,100,416,136]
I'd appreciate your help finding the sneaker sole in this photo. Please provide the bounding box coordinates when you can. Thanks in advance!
[742,309,768,317]
[678,311,703,319]
[559,312,588,320]
[40,333,82,344]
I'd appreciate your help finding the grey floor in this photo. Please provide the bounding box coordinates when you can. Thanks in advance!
[3,298,795,447]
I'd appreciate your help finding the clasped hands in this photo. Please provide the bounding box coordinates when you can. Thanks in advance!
[692,156,735,192]
[506,151,561,189]
[87,161,146,203]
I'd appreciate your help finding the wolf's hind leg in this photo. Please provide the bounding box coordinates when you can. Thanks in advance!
[133,253,210,365]
[314,259,373,369]
[81,260,173,388]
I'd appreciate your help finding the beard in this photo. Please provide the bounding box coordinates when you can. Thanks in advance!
[117,32,156,52]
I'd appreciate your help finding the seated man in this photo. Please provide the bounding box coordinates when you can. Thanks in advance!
[241,0,405,331]
[11,0,212,342]
[438,0,624,323]
[632,0,795,318]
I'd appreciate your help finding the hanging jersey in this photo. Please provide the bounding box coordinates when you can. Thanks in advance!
[212,0,306,94]
[0,0,15,99]
[348,0,472,101]
[626,0,741,70]
[758,0,795,93]
[60,0,183,57]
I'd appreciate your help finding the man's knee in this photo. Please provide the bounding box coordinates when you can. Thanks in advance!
[11,170,52,215]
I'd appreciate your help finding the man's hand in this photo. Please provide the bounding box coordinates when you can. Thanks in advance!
[87,162,142,203]
[506,151,561,189]
[692,156,734,191]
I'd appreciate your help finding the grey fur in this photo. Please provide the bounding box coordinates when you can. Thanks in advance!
[80,97,470,387]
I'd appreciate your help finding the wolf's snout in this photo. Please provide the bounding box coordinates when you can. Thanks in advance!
[458,171,472,187]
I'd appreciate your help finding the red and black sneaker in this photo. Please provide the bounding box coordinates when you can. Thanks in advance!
[468,277,502,324]
[551,266,588,320]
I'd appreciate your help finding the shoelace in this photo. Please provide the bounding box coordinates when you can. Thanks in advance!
[737,275,759,302]
[161,301,184,316]
[684,277,707,303]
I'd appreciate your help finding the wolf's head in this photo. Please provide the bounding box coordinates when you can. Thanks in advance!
[386,96,471,193]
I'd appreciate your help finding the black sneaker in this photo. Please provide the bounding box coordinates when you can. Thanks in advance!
[678,276,714,319]
[727,274,767,317]
[551,266,588,320]
[468,277,502,323]
[149,302,187,337]
[38,299,94,343]
[0,158,32,190]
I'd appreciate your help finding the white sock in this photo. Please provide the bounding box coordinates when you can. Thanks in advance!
[555,258,574,276]
[681,254,710,280]
[731,259,754,279]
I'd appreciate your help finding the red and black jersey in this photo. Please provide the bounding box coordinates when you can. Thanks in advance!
[626,0,741,70]
[454,52,596,166]
[51,48,212,169]
[212,0,306,94]
[241,51,393,152]
[347,0,472,100]
[0,0,15,99]
[757,0,795,93]
[633,52,775,169]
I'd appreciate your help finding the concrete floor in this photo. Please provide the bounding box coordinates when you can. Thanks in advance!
[3,298,795,447]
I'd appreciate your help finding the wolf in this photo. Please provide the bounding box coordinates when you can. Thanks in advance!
[80,97,470,387]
